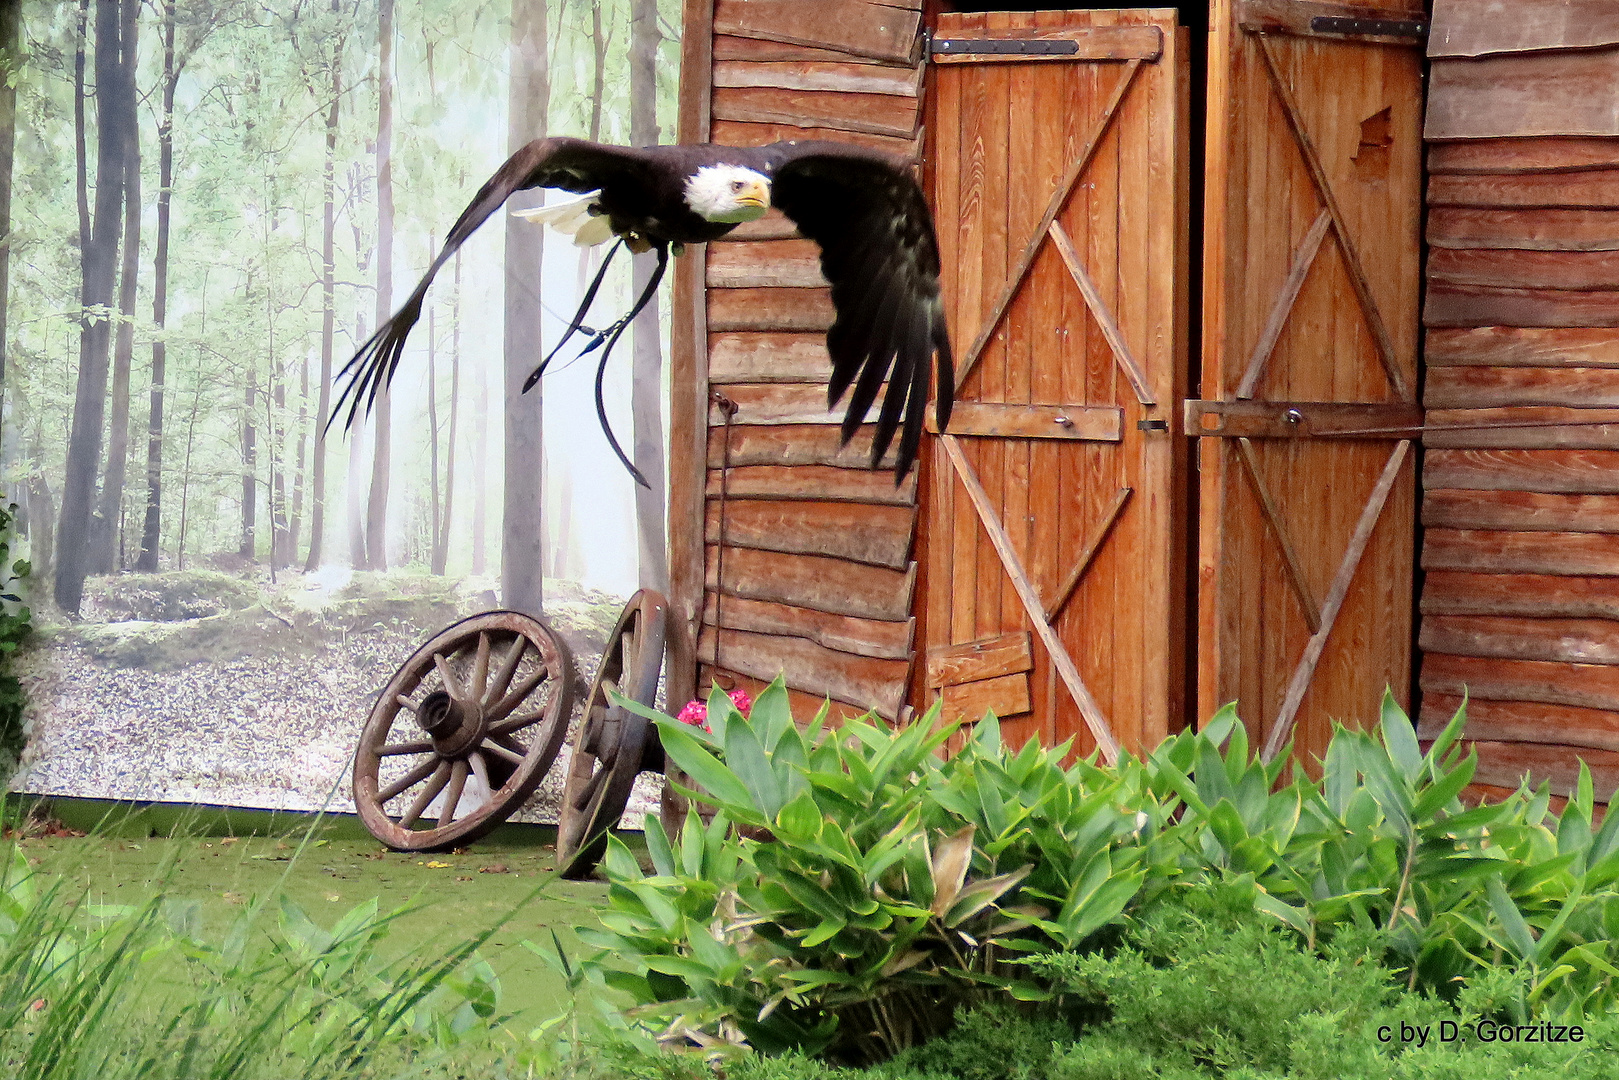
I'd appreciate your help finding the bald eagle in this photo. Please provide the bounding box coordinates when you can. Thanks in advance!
[332,137,954,482]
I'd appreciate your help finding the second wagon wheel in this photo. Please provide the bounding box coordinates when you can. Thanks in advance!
[353,610,576,851]
[557,589,667,879]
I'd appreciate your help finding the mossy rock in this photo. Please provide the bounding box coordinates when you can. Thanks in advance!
[64,605,324,671]
[86,570,261,622]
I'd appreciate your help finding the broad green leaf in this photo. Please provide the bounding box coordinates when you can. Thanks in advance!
[774,790,823,844]
[724,707,785,817]
[1485,875,1539,961]
[1253,891,1310,936]
[1381,688,1424,782]
[1412,747,1477,822]
[654,721,755,811]
[930,825,976,917]
[644,814,676,878]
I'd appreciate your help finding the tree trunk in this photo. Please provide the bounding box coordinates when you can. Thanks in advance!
[305,7,342,572]
[56,0,128,613]
[347,313,368,569]
[502,0,549,615]
[89,0,141,575]
[136,0,178,572]
[238,353,256,559]
[629,0,667,591]
[427,266,441,571]
[288,355,307,562]
[0,0,21,404]
[270,357,289,569]
[434,251,460,576]
[176,370,202,570]
[366,0,395,572]
[471,352,487,577]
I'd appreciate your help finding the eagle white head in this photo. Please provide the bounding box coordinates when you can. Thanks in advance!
[684,164,771,223]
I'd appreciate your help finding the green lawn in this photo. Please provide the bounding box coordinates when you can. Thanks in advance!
[8,800,628,1028]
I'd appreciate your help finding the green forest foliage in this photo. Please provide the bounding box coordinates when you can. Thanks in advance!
[0,501,30,780]
[6,0,679,593]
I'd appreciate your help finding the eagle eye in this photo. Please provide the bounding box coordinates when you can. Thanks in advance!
[730,180,745,192]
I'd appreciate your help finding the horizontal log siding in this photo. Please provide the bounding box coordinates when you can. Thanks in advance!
[1419,6,1619,803]
[693,4,927,720]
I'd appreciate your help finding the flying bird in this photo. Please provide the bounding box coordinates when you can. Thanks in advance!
[331,137,954,483]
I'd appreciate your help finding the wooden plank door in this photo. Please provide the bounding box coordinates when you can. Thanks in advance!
[1196,0,1426,764]
[915,9,1190,762]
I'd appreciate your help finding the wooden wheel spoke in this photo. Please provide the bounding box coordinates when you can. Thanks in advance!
[378,739,432,757]
[481,738,525,767]
[487,637,528,704]
[471,632,491,705]
[469,750,491,792]
[487,710,545,737]
[572,763,607,812]
[488,665,548,722]
[438,759,470,830]
[432,653,465,702]
[377,756,439,803]
[394,695,419,713]
[399,761,452,828]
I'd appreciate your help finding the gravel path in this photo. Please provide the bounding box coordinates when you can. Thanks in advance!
[9,573,664,830]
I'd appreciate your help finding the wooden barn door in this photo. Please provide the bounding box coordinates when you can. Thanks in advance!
[916,9,1190,762]
[1195,0,1425,764]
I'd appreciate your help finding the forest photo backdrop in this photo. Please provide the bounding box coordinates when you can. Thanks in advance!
[1,0,682,817]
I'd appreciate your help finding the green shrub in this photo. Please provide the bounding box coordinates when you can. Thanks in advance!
[0,501,31,783]
[582,680,1619,1065]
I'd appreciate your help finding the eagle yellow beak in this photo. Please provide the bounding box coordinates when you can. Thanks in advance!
[736,179,770,209]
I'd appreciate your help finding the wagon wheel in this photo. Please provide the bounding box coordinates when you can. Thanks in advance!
[557,590,667,879]
[353,610,576,852]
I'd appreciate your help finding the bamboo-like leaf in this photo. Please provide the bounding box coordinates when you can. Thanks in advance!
[1253,891,1310,936]
[1381,688,1424,782]
[1485,876,1539,961]
[929,826,976,917]
[643,814,676,878]
[654,721,755,811]
[1412,747,1477,823]
[774,790,823,844]
[943,864,1032,928]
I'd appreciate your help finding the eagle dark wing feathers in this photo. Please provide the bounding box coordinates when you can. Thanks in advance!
[329,137,656,432]
[766,143,953,479]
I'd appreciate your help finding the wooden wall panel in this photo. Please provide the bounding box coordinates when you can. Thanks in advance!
[675,0,928,725]
[1417,0,1619,806]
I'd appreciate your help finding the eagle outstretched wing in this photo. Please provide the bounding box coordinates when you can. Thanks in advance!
[764,141,954,480]
[329,137,656,431]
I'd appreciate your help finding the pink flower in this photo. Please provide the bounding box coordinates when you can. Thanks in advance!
[675,689,753,734]
[676,700,710,732]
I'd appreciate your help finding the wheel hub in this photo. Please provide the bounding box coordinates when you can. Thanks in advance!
[416,689,488,758]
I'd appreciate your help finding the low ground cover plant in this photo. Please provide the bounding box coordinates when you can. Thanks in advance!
[0,832,521,1079]
[576,681,1619,1071]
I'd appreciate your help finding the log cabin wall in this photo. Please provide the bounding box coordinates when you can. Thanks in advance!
[669,0,929,723]
[1418,0,1619,803]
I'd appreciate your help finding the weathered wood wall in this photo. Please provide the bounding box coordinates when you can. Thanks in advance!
[669,0,927,724]
[1418,0,1619,802]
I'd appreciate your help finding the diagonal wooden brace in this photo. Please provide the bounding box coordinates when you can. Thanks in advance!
[941,432,1122,762]
[954,58,1144,392]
